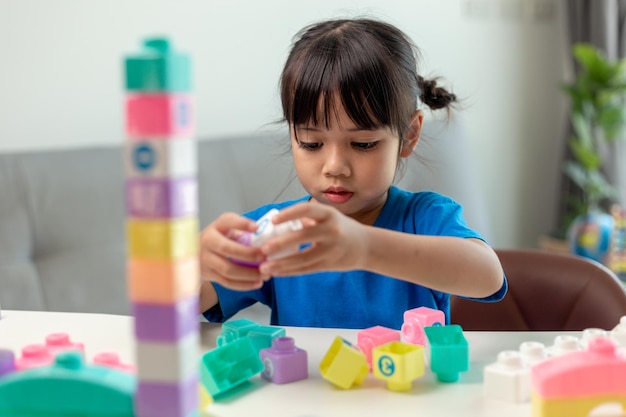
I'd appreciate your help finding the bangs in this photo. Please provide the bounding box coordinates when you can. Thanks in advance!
[281,26,409,135]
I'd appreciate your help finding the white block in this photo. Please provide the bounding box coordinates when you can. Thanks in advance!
[136,331,199,382]
[483,350,530,403]
[124,137,197,178]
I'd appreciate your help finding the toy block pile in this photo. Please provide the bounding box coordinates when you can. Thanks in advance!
[319,306,469,392]
[483,316,626,417]
[199,318,308,399]
[0,333,135,417]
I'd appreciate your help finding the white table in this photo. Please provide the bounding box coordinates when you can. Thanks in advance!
[0,310,585,417]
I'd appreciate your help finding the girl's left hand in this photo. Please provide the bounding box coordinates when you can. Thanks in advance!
[257,202,370,277]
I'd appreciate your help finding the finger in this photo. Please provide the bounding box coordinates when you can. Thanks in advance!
[211,274,264,291]
[201,227,266,265]
[259,245,325,276]
[272,202,331,224]
[213,212,259,235]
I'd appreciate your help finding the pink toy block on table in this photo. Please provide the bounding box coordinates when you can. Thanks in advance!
[531,336,626,417]
[401,306,445,345]
[93,352,136,373]
[356,326,401,369]
[15,333,84,371]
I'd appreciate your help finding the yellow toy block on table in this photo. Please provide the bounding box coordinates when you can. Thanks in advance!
[128,257,199,304]
[319,337,369,390]
[127,217,197,260]
[372,341,424,391]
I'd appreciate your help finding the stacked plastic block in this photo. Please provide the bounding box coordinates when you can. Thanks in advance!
[124,38,200,417]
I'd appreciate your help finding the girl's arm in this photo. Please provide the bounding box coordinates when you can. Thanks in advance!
[361,228,503,298]
[199,280,219,313]
[258,202,504,298]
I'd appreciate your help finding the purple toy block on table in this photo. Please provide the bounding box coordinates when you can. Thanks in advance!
[0,350,15,377]
[260,337,308,384]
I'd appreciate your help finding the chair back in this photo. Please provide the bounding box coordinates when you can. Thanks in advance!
[450,249,626,331]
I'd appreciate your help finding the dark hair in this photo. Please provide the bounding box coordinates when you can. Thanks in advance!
[280,18,457,139]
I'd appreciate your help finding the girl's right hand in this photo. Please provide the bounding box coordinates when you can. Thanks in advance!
[199,212,267,291]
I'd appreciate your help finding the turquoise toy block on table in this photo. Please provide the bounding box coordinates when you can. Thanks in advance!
[424,324,469,383]
[216,318,261,346]
[0,352,135,417]
[199,336,263,398]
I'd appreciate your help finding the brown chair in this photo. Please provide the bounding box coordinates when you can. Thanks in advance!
[450,248,626,331]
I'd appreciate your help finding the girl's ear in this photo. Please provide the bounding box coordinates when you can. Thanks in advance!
[400,110,423,157]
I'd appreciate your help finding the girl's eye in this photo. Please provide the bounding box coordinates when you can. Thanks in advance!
[298,141,322,151]
[352,141,378,151]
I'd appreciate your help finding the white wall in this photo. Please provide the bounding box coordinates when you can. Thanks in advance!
[0,0,567,249]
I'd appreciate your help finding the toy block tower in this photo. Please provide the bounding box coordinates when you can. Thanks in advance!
[124,38,200,417]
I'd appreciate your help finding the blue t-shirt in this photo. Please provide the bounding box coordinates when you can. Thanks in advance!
[203,186,507,329]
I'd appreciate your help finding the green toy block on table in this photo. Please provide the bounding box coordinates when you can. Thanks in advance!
[0,351,135,417]
[200,336,263,398]
[216,318,260,347]
[425,324,469,383]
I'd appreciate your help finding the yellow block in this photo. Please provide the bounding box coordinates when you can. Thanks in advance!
[128,257,199,304]
[531,391,626,417]
[372,341,424,391]
[199,383,213,416]
[127,217,198,260]
[319,337,369,389]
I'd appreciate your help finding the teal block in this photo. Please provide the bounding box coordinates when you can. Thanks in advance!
[424,324,469,382]
[125,38,191,92]
[0,351,135,417]
[248,325,286,352]
[200,337,263,398]
[216,318,260,346]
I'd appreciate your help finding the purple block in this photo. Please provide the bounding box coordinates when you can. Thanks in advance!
[126,177,197,218]
[135,372,198,417]
[259,337,308,384]
[133,296,199,342]
[0,349,15,376]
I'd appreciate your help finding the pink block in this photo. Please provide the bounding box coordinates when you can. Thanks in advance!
[15,344,53,370]
[531,337,626,398]
[93,352,136,373]
[401,306,445,345]
[126,93,194,137]
[15,333,84,370]
[356,326,401,368]
[45,333,84,357]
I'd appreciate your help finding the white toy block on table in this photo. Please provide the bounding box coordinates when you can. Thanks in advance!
[483,350,531,403]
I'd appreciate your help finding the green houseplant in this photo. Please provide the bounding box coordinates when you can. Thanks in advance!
[559,43,626,262]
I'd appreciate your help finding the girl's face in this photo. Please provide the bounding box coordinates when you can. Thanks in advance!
[291,101,422,225]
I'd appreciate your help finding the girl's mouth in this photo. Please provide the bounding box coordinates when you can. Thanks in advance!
[324,189,353,204]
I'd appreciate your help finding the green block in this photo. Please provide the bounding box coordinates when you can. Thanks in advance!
[0,352,135,417]
[248,325,286,352]
[125,38,191,92]
[200,337,263,398]
[424,324,469,383]
[216,318,260,346]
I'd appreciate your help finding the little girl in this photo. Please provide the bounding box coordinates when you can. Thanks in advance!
[199,17,507,329]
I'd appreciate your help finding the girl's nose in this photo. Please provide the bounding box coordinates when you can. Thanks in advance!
[323,146,351,177]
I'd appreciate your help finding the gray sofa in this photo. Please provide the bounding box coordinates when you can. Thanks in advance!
[0,116,490,316]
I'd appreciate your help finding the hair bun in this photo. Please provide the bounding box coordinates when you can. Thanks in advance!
[418,76,457,110]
